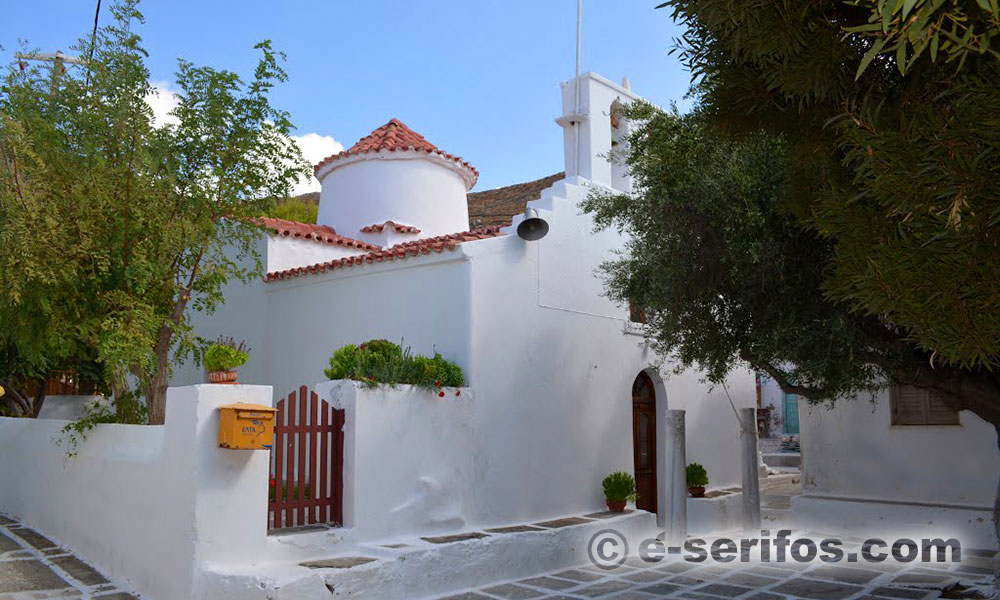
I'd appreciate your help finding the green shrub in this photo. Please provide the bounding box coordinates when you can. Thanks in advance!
[602,471,637,502]
[361,339,402,361]
[686,462,709,487]
[203,337,250,372]
[323,340,465,389]
[325,344,359,380]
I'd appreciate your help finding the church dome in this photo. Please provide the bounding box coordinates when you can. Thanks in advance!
[314,119,478,243]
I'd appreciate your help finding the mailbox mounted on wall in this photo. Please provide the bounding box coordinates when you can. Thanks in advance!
[218,403,277,450]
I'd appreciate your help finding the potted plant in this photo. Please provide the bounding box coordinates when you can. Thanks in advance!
[203,337,250,384]
[602,471,637,513]
[687,462,709,498]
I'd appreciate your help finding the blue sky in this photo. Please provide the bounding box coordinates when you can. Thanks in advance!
[3,1,691,193]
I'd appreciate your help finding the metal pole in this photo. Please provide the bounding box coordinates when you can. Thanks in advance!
[662,409,688,545]
[740,407,762,532]
[573,0,582,177]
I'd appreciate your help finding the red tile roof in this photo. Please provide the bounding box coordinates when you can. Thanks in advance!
[265,226,504,282]
[314,118,478,182]
[359,220,421,234]
[259,217,382,251]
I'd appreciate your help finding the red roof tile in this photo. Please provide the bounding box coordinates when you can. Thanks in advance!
[259,217,382,251]
[359,220,421,235]
[265,226,504,282]
[314,119,478,183]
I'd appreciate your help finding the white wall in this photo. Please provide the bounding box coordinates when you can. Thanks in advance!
[800,388,1000,508]
[172,236,270,389]
[318,381,474,542]
[173,76,754,537]
[266,235,369,273]
[464,178,754,526]
[263,256,473,402]
[178,176,754,536]
[174,233,474,405]
[0,385,273,600]
[35,395,107,421]
[316,153,471,240]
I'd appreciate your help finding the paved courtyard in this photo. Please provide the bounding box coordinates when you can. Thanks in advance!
[0,515,138,600]
[433,534,997,600]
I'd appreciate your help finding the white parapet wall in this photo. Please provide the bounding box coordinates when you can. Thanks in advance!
[0,384,273,600]
[317,380,475,543]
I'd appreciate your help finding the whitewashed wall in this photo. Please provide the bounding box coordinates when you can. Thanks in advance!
[316,153,472,240]
[318,381,475,541]
[0,385,273,600]
[266,235,369,273]
[35,395,107,421]
[464,178,754,527]
[264,256,472,401]
[175,178,754,535]
[172,236,270,389]
[800,388,999,507]
[173,73,755,536]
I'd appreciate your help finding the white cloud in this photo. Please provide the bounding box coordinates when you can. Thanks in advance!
[143,80,342,197]
[145,81,180,128]
[290,132,344,195]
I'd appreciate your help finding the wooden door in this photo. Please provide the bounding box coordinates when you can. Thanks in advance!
[632,372,657,513]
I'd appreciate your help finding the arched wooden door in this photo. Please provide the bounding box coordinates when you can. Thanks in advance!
[632,372,657,513]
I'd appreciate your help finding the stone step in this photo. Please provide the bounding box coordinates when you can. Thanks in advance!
[763,452,801,468]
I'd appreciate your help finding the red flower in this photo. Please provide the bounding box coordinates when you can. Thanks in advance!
[438,391,445,397]
[434,380,441,387]
[269,478,276,488]
[455,390,461,397]
[359,344,366,350]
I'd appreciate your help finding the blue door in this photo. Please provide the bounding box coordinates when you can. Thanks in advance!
[783,393,800,434]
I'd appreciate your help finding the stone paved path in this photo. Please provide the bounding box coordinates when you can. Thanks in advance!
[434,533,997,600]
[0,515,139,600]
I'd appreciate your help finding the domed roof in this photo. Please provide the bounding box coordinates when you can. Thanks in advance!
[313,118,478,188]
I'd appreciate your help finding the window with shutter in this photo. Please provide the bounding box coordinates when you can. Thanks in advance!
[890,385,960,426]
[629,301,647,324]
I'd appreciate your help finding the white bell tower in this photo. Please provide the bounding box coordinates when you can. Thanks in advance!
[556,73,641,192]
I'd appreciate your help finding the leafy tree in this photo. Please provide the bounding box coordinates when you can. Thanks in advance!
[0,1,309,423]
[624,0,1000,424]
[585,0,1000,539]
[584,105,889,408]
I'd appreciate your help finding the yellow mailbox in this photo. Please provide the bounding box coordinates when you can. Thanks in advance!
[218,403,277,450]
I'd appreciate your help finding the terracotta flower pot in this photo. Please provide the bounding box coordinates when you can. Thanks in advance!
[208,370,237,384]
[606,499,627,512]
[688,486,706,498]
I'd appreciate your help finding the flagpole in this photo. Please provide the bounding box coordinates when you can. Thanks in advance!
[574,0,582,176]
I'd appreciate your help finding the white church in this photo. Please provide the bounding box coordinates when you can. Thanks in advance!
[173,71,757,534]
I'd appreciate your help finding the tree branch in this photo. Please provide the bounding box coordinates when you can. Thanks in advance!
[739,350,832,400]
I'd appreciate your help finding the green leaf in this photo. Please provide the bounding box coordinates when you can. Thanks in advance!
[856,38,889,79]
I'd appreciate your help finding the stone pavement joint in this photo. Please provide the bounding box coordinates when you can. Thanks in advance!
[431,529,996,600]
[0,513,139,599]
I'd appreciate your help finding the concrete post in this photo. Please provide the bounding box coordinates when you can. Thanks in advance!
[661,409,687,545]
[166,384,274,566]
[740,407,762,532]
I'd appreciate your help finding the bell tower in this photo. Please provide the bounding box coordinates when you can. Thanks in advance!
[556,73,640,192]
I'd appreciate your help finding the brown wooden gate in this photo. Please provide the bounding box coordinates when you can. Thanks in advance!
[268,386,345,530]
